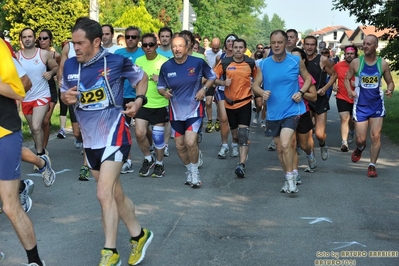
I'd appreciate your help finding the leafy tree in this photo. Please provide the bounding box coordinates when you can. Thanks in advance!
[303,28,314,37]
[333,0,399,71]
[269,14,285,33]
[3,0,88,47]
[99,0,133,25]
[145,0,182,32]
[113,0,163,34]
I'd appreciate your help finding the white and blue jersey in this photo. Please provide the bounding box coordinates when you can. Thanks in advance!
[157,55,216,121]
[259,53,305,121]
[61,49,144,149]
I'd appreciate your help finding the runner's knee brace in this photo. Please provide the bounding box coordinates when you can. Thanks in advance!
[152,125,165,150]
[238,127,249,146]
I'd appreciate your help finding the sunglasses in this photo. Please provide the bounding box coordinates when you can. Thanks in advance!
[322,52,330,55]
[125,35,138,40]
[38,36,50,41]
[257,47,263,49]
[142,42,156,48]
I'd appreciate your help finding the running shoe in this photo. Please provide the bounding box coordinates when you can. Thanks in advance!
[218,145,229,158]
[74,139,82,149]
[280,181,289,193]
[260,120,266,128]
[252,112,259,124]
[197,131,203,143]
[0,251,4,263]
[57,128,66,139]
[184,171,192,185]
[320,145,329,161]
[39,155,56,187]
[79,165,90,181]
[307,156,317,170]
[121,161,134,174]
[351,147,363,163]
[164,144,169,157]
[20,180,34,213]
[205,120,213,133]
[268,139,276,151]
[128,228,153,265]
[151,164,165,178]
[214,120,220,132]
[231,145,239,157]
[139,158,154,177]
[191,171,202,188]
[367,165,378,178]
[198,150,203,168]
[99,250,121,266]
[340,142,349,152]
[234,163,245,178]
[294,172,301,185]
[286,176,298,193]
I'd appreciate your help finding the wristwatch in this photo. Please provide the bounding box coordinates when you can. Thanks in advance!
[136,95,148,106]
[202,86,208,92]
[299,91,305,97]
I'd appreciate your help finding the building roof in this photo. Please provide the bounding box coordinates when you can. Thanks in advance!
[309,25,351,36]
[339,30,354,43]
[348,25,393,41]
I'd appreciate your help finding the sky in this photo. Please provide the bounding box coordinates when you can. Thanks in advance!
[263,0,359,33]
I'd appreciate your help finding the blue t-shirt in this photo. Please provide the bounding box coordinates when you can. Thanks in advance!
[156,48,173,59]
[114,48,145,99]
[259,53,305,120]
[157,56,216,121]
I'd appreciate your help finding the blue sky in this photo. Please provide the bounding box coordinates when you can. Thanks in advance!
[262,0,359,32]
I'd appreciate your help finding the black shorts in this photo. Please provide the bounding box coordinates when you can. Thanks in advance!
[296,111,313,134]
[49,81,58,103]
[135,106,169,125]
[336,98,353,115]
[85,145,131,171]
[205,86,216,97]
[225,101,252,129]
[265,115,300,137]
[308,94,330,114]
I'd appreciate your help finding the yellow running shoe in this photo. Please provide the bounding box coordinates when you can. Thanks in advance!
[99,249,121,266]
[128,228,153,265]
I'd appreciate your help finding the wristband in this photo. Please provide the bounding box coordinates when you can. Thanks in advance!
[299,91,305,97]
[136,95,148,106]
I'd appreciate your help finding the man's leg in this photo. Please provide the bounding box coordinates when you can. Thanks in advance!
[205,95,214,132]
[42,102,56,149]
[217,100,231,157]
[339,111,351,152]
[369,117,383,164]
[26,104,49,154]
[314,112,329,160]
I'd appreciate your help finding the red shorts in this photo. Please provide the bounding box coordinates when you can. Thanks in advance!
[21,97,51,115]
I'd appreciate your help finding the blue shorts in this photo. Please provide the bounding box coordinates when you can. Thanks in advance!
[214,87,225,103]
[0,131,23,181]
[85,145,131,171]
[170,117,203,137]
[353,102,386,122]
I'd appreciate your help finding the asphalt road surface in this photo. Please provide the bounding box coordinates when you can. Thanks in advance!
[1,99,398,266]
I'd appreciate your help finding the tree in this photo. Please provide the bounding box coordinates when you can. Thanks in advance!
[333,0,399,71]
[113,0,163,34]
[303,28,314,37]
[145,0,182,32]
[269,14,285,33]
[3,0,89,47]
[99,0,133,25]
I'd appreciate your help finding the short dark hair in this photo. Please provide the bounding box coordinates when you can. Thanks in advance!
[286,29,298,38]
[141,33,157,43]
[233,38,247,49]
[158,27,172,38]
[270,30,288,41]
[102,24,114,35]
[179,30,195,48]
[194,33,201,41]
[20,27,36,40]
[304,35,318,44]
[72,17,102,43]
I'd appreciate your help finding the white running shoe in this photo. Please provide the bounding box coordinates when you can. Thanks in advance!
[20,179,34,212]
[218,145,229,158]
[39,155,56,187]
[286,176,298,193]
[164,145,170,157]
[268,139,276,151]
[121,161,134,174]
[231,145,239,157]
[320,146,329,161]
[307,156,317,170]
[280,181,289,193]
[190,171,202,188]
[184,171,192,185]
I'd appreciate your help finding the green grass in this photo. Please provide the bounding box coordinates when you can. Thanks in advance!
[382,71,399,144]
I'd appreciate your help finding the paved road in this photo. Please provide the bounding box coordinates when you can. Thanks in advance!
[1,99,399,265]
